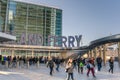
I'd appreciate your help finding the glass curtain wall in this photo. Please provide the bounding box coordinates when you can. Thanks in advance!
[0,0,7,32]
[2,0,62,46]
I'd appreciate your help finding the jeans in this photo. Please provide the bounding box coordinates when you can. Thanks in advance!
[109,65,113,73]
[56,64,59,71]
[80,67,83,74]
[87,68,95,77]
[67,73,74,80]
[49,67,53,75]
[97,63,102,71]
[77,65,80,73]
[12,61,17,68]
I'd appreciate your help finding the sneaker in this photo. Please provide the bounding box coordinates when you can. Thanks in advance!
[93,75,96,78]
[87,74,89,77]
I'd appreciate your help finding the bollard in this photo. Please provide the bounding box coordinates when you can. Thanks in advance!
[16,61,19,68]
[20,61,24,68]
[36,61,39,68]
[27,61,29,69]
[5,61,8,68]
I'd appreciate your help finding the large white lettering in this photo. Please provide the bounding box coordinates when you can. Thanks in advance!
[19,33,82,47]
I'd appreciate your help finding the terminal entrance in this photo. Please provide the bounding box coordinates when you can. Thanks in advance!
[1,34,120,66]
[0,44,66,59]
[0,49,62,58]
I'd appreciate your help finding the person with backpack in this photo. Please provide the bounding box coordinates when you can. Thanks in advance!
[79,60,84,74]
[47,57,55,76]
[86,57,96,78]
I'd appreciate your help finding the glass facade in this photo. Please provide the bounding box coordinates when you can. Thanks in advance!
[0,0,62,46]
[0,0,7,32]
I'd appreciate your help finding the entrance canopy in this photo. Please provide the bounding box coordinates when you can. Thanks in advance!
[0,32,16,42]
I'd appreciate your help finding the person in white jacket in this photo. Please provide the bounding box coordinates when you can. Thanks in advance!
[65,58,74,80]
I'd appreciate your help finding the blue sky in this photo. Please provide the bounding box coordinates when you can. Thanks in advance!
[18,0,120,45]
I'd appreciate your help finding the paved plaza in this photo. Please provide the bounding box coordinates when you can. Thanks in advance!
[0,62,120,80]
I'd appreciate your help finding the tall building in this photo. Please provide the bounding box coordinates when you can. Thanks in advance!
[0,0,62,46]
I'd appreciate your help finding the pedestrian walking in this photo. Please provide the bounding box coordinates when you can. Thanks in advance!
[86,57,96,78]
[79,60,84,74]
[96,56,102,71]
[55,57,61,72]
[76,57,81,73]
[65,58,74,80]
[47,57,55,76]
[108,57,114,74]
[12,56,17,68]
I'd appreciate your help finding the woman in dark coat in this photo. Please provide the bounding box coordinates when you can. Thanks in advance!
[108,57,114,74]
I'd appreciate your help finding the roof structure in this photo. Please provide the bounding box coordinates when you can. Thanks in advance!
[0,32,16,42]
[12,0,61,10]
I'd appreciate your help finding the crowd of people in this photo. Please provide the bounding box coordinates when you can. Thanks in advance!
[0,55,114,80]
[0,55,64,68]
[64,56,114,80]
[46,55,114,80]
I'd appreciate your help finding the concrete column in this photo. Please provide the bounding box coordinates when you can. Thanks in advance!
[0,49,1,55]
[103,44,107,66]
[25,51,27,58]
[5,49,7,55]
[32,49,34,58]
[89,50,91,58]
[27,61,29,69]
[87,51,90,58]
[16,61,19,68]
[117,42,120,67]
[61,51,67,59]
[91,50,94,57]
[101,46,104,60]
[99,46,102,57]
[89,50,92,58]
[11,50,14,58]
[48,51,51,57]
[36,61,39,68]
[5,61,8,68]
[94,47,97,59]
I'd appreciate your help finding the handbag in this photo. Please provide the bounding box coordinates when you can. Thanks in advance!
[65,68,69,72]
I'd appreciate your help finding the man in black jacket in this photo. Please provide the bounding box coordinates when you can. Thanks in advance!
[96,56,102,71]
[47,57,55,76]
[55,57,61,72]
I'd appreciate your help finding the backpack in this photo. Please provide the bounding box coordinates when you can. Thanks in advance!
[86,63,90,69]
[48,60,54,67]
[79,62,84,67]
[65,68,69,72]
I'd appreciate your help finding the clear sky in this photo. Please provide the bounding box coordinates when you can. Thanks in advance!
[17,0,120,45]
